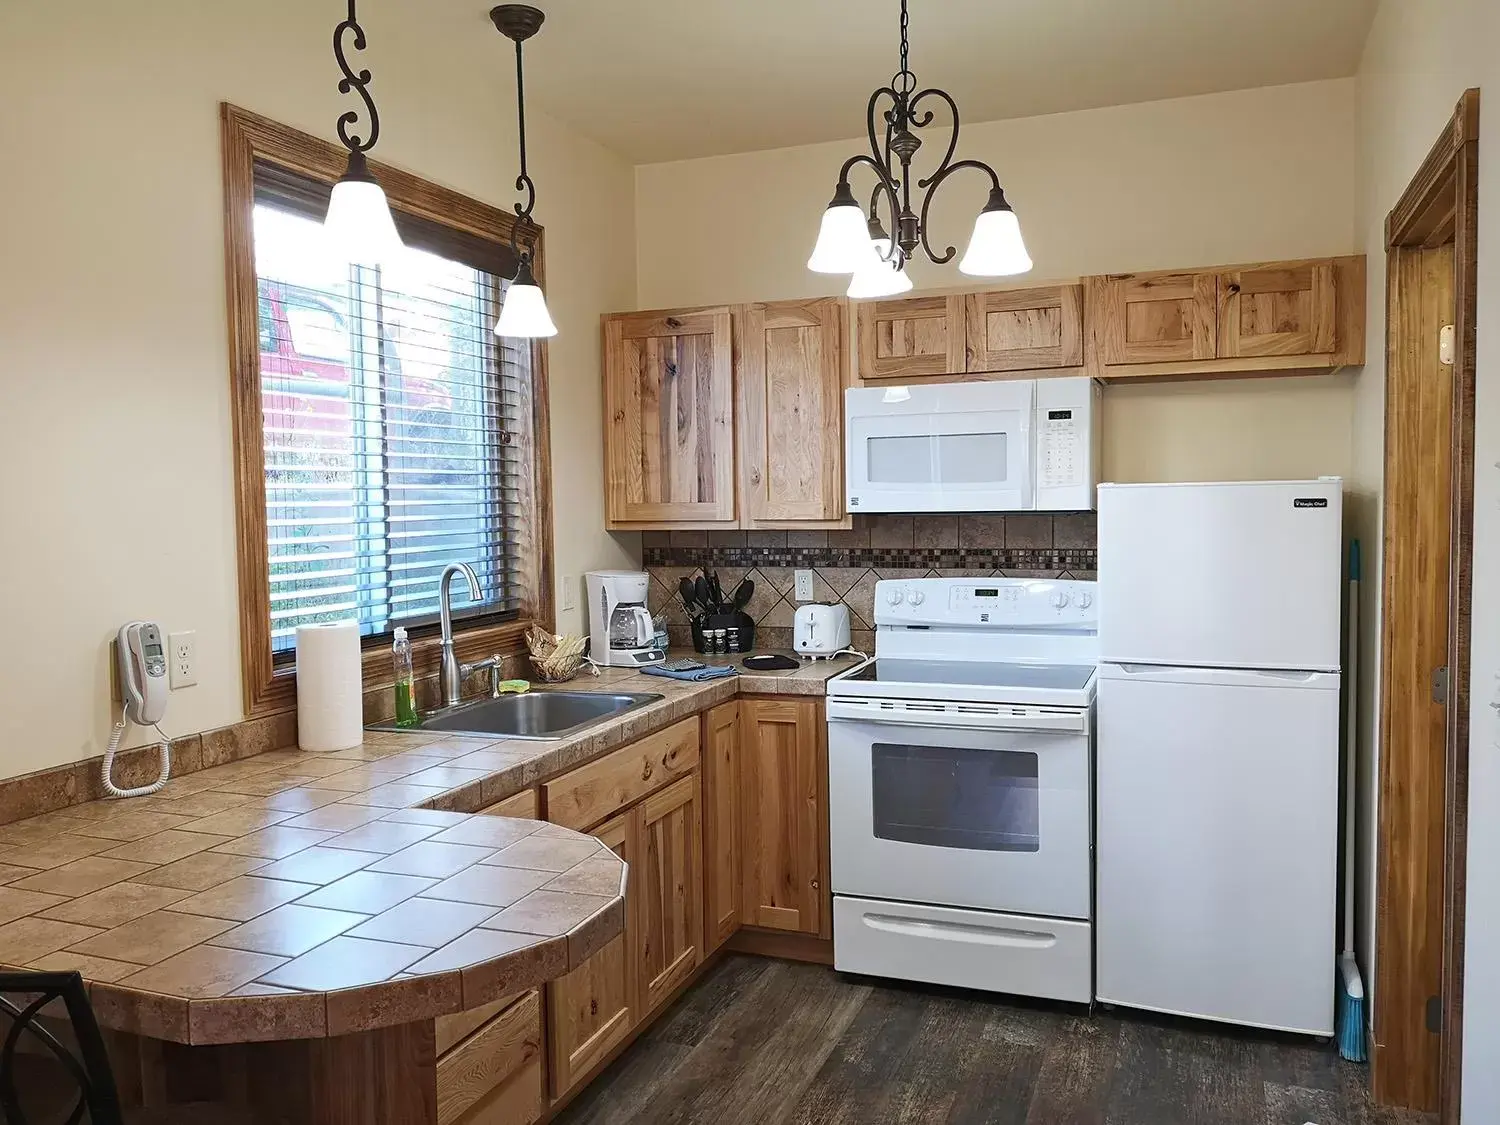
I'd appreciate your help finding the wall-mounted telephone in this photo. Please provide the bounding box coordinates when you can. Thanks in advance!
[118,621,168,726]
[105,621,172,799]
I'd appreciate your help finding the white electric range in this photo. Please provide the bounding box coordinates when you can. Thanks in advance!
[826,576,1098,1003]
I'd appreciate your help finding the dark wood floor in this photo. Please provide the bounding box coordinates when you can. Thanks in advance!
[556,955,1434,1125]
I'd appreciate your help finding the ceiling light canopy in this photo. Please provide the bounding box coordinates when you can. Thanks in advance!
[491,5,557,339]
[809,0,1032,292]
[323,0,404,267]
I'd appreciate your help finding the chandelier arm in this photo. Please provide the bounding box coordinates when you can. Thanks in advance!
[910,87,961,190]
[917,158,1004,264]
[863,86,902,181]
[333,0,379,152]
[865,184,903,267]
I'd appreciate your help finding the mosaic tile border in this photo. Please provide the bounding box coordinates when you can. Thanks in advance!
[644,545,1098,573]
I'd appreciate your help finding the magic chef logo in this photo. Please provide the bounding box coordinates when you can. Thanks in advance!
[1293,497,1329,508]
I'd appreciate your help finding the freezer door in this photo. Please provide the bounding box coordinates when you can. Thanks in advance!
[1095,663,1339,1034]
[1097,479,1342,670]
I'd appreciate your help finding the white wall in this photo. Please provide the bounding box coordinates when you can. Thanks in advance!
[0,1,638,780]
[634,80,1363,487]
[1357,1,1500,1118]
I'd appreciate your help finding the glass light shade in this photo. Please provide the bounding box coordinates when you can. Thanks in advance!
[495,260,557,338]
[847,239,913,298]
[958,204,1033,277]
[324,162,404,268]
[808,181,881,273]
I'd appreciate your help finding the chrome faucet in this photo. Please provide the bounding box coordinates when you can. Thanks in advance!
[439,562,482,707]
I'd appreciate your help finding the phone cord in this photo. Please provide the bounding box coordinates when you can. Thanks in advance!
[102,719,172,798]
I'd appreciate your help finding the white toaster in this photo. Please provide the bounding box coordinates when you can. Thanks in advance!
[794,603,851,658]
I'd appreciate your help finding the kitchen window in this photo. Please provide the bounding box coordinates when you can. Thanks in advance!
[222,106,553,714]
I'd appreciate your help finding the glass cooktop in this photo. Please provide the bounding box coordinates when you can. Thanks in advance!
[844,659,1096,692]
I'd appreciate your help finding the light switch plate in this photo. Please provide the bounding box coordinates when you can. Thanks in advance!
[794,569,815,602]
[168,630,197,689]
[560,575,577,612]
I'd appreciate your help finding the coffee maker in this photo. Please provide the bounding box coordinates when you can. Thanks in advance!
[586,571,666,668]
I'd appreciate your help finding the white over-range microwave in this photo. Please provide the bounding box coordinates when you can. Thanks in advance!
[844,376,1101,513]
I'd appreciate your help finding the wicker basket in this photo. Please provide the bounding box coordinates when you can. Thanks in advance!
[525,625,596,683]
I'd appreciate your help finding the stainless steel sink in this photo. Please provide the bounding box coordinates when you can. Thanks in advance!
[367,690,662,741]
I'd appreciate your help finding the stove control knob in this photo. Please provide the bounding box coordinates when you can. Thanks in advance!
[1051,591,1071,609]
[886,589,905,606]
[1077,593,1094,609]
[908,589,926,606]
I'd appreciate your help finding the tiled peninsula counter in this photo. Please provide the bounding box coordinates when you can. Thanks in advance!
[0,653,858,1124]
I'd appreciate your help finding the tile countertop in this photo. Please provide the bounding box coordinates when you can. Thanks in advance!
[0,650,860,1047]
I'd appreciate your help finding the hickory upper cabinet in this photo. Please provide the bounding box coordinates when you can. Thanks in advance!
[603,306,737,526]
[736,298,849,526]
[1085,256,1365,380]
[603,299,851,529]
[854,285,1085,382]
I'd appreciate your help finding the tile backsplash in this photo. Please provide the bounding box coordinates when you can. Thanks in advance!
[643,513,1097,652]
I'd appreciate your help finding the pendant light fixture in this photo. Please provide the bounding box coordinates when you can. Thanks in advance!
[324,0,404,267]
[808,0,1032,286]
[490,4,557,338]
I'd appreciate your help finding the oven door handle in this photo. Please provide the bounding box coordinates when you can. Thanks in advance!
[826,699,1086,732]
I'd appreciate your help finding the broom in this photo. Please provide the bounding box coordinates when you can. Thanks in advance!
[1337,540,1367,1062]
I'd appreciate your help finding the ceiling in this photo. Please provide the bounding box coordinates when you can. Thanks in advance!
[502,0,1378,163]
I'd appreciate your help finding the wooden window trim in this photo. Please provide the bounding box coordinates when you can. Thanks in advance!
[220,104,554,717]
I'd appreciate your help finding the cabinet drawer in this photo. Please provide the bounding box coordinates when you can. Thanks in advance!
[451,1058,543,1125]
[480,788,539,820]
[544,718,700,832]
[437,990,541,1125]
[435,991,520,1057]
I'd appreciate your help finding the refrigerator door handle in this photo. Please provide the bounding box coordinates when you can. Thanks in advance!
[1105,663,1340,689]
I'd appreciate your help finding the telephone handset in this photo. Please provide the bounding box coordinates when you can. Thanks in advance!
[105,621,172,798]
[118,621,169,726]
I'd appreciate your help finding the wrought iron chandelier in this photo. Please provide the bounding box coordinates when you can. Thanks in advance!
[490,4,557,338]
[324,0,404,266]
[808,0,1032,297]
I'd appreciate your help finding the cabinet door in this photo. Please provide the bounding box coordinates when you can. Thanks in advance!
[739,698,825,935]
[635,774,704,1016]
[737,299,846,523]
[1217,263,1336,358]
[701,702,741,952]
[964,286,1083,372]
[603,307,736,524]
[856,295,966,380]
[546,811,633,1099]
[1099,272,1217,365]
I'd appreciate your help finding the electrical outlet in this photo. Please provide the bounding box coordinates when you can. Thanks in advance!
[794,569,815,602]
[560,575,577,612]
[168,630,197,689]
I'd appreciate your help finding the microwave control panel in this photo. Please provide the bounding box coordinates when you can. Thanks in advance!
[1034,378,1100,511]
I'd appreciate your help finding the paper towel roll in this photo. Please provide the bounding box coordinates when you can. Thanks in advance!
[296,620,363,751]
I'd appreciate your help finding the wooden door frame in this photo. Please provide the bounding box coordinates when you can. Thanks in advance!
[1375,88,1480,1121]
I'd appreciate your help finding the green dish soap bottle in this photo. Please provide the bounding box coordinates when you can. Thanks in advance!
[392,627,419,728]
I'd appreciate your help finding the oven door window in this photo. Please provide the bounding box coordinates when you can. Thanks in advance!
[871,742,1039,852]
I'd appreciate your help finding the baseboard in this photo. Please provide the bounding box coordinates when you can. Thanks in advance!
[726,927,835,965]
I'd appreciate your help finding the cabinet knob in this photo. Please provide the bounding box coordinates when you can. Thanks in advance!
[1227,283,1241,294]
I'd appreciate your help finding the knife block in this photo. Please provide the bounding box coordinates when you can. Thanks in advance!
[691,612,756,654]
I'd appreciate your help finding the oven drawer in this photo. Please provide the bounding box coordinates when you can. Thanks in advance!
[833,896,1092,1003]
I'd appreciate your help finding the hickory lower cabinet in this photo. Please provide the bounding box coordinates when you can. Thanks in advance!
[533,699,830,1118]
[736,697,830,938]
[435,990,544,1125]
[541,717,704,1103]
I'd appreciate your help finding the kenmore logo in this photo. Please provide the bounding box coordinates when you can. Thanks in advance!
[1293,497,1329,508]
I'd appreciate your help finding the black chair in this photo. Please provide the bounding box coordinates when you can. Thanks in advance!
[0,970,123,1125]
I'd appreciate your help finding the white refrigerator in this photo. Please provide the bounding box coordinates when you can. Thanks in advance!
[1095,479,1342,1036]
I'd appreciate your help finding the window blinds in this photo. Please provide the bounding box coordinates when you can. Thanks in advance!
[251,165,528,656]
